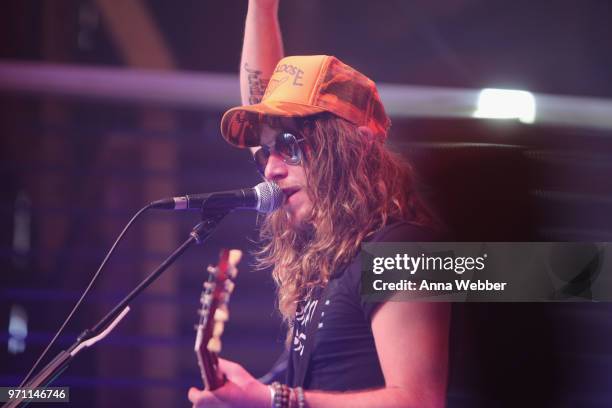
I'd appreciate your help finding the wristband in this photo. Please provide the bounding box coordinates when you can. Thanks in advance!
[269,384,276,408]
[270,381,290,408]
[295,386,305,408]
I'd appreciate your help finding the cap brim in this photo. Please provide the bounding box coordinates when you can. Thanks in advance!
[220,101,326,147]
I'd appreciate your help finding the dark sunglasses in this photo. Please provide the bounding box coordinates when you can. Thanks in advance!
[253,132,305,176]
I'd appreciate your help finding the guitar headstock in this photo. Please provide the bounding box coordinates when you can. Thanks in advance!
[194,248,241,390]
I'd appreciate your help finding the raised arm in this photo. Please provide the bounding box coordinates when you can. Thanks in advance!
[240,0,284,105]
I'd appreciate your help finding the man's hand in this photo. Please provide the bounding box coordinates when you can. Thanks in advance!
[188,358,270,408]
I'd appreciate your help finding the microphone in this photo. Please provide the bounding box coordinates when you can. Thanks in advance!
[150,182,284,214]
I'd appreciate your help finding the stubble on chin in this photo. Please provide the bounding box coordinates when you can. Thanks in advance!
[285,209,315,244]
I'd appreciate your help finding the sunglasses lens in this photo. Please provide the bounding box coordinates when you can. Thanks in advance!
[252,132,303,176]
[276,133,301,164]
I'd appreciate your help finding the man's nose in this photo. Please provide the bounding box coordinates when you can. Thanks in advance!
[264,152,288,181]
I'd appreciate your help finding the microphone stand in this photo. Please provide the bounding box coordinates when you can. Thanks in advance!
[4,207,229,408]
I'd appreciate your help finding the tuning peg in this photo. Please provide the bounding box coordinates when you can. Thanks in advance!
[207,337,221,353]
[225,280,235,294]
[214,307,229,322]
[228,252,241,278]
[213,321,225,337]
[228,249,242,265]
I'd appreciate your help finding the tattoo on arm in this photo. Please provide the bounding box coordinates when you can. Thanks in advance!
[244,63,270,104]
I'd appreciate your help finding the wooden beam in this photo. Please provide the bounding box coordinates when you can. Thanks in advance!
[95,0,175,69]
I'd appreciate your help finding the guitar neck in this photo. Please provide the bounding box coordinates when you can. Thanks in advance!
[195,341,223,391]
[193,248,241,391]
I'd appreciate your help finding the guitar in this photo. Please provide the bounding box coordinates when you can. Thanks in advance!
[194,248,241,390]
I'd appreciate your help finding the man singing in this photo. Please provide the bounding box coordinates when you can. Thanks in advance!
[189,1,450,407]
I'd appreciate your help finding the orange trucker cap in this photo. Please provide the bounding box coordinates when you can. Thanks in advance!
[220,55,391,147]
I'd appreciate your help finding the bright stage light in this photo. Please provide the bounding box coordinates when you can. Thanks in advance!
[473,88,536,124]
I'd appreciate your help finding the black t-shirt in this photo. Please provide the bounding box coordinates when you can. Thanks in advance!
[286,221,437,391]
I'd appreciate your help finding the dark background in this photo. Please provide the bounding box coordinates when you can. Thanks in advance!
[1,1,611,407]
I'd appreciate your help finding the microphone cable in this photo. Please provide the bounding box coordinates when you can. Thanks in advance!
[18,203,154,387]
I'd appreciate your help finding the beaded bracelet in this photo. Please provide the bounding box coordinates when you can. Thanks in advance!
[269,382,306,408]
[288,388,295,408]
[295,386,305,408]
[269,384,275,408]
[269,381,290,408]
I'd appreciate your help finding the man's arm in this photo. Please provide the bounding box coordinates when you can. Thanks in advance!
[240,0,284,105]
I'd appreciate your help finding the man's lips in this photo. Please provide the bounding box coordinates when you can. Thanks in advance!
[281,187,300,202]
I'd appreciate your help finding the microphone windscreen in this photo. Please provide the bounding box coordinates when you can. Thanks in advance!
[254,182,284,214]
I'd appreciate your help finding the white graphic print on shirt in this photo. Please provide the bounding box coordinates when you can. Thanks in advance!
[292,298,318,356]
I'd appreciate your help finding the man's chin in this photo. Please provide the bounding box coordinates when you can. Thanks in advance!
[287,215,305,230]
[286,210,312,232]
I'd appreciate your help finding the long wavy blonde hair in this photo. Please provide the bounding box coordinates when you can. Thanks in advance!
[256,113,432,326]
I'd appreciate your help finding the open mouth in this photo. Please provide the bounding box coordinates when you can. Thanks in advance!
[282,187,300,202]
